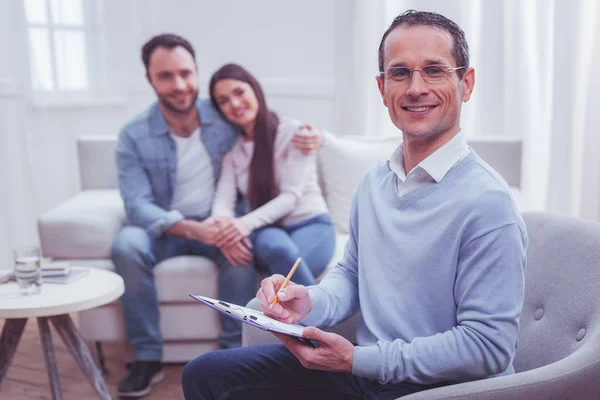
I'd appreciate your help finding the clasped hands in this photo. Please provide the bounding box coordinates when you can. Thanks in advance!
[202,216,252,267]
[196,126,321,266]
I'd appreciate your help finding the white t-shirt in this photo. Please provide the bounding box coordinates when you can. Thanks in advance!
[169,127,215,217]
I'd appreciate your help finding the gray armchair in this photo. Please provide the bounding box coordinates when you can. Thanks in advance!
[242,212,600,399]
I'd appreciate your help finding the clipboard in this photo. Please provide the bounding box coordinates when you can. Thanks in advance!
[190,295,316,345]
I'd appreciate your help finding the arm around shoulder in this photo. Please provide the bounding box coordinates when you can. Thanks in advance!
[211,151,237,218]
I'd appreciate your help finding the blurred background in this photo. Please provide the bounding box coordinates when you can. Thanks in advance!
[1,0,599,266]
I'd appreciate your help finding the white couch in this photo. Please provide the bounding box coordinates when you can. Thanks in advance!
[37,132,526,363]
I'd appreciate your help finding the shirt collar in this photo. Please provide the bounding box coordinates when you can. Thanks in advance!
[388,131,469,183]
[388,145,408,181]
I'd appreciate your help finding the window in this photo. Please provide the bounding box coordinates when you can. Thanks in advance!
[24,0,95,92]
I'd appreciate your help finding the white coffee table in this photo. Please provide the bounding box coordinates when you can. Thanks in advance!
[0,267,124,400]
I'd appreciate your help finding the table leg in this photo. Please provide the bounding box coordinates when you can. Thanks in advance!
[37,317,63,400]
[0,318,27,386]
[50,314,113,400]
[95,341,107,375]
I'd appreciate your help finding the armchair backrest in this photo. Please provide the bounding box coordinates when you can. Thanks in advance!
[515,212,600,372]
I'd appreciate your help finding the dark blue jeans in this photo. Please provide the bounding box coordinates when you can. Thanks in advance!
[181,344,446,399]
[111,224,257,360]
[253,213,336,286]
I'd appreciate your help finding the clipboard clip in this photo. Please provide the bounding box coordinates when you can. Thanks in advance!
[227,305,262,325]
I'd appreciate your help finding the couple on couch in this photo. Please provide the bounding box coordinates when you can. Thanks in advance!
[112,33,336,397]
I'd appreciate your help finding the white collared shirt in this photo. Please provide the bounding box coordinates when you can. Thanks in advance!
[388,132,470,197]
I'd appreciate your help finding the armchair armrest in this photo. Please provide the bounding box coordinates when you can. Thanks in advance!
[404,333,600,399]
[38,190,124,259]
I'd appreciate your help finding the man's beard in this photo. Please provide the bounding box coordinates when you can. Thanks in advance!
[158,88,198,114]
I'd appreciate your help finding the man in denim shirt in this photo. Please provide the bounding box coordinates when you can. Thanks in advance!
[112,34,320,397]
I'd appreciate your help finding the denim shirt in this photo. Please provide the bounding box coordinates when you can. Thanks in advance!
[115,98,239,237]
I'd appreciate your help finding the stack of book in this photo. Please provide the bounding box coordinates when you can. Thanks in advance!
[0,262,89,284]
[41,262,90,284]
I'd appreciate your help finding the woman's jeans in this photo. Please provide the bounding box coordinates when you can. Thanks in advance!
[182,344,446,400]
[253,213,336,286]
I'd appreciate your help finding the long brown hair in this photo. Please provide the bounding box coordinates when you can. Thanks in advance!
[209,64,279,210]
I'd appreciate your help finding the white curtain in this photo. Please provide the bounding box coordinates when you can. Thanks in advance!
[345,0,600,220]
[0,94,39,269]
[0,0,107,269]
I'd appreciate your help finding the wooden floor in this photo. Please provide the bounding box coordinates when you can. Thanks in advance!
[0,317,185,399]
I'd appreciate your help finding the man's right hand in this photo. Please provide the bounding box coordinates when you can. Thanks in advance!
[193,218,221,244]
[257,275,313,324]
[165,218,232,245]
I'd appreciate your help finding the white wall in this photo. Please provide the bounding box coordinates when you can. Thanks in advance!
[0,0,354,265]
[103,0,341,127]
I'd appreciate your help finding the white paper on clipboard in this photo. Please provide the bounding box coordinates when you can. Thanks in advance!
[190,295,306,338]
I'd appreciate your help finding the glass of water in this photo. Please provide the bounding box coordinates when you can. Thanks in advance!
[13,246,42,295]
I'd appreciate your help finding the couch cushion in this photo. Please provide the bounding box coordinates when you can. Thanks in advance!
[154,255,219,302]
[321,233,348,276]
[78,301,222,343]
[64,231,350,304]
[39,190,124,259]
[317,132,402,233]
[317,133,531,233]
[63,256,219,303]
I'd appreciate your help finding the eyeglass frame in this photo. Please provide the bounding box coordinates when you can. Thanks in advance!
[379,64,468,83]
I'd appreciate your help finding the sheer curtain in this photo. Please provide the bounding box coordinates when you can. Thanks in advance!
[343,0,600,219]
[0,95,36,268]
[0,0,106,268]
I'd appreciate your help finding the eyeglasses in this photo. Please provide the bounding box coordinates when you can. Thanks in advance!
[381,64,467,83]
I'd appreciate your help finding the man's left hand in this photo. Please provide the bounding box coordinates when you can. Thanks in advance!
[274,326,354,373]
[292,124,323,155]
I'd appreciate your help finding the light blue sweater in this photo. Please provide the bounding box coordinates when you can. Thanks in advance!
[302,150,527,385]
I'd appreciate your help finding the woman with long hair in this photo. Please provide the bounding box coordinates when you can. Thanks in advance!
[209,63,335,286]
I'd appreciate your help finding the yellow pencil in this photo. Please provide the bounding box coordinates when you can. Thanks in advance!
[269,258,302,308]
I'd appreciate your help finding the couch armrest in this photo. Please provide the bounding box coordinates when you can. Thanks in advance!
[38,190,124,259]
[78,136,118,190]
[242,297,362,347]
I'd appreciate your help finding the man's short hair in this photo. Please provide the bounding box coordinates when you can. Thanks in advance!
[141,34,196,73]
[378,10,469,79]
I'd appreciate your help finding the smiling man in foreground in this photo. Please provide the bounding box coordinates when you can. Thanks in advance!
[182,10,527,400]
